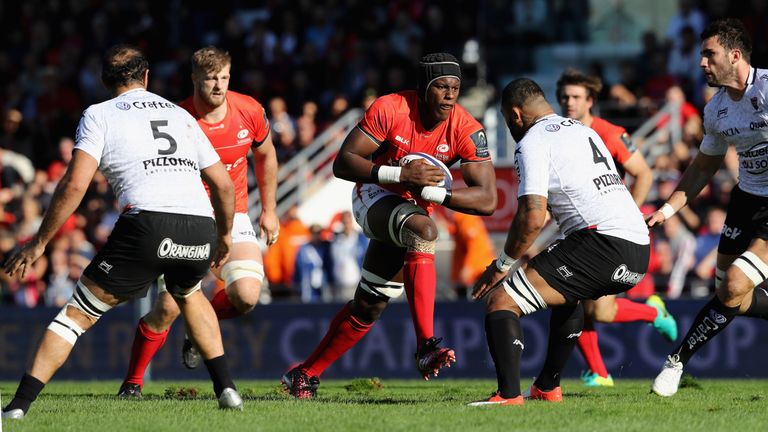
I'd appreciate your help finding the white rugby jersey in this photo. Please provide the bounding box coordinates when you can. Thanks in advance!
[515,114,649,245]
[700,67,768,197]
[75,88,220,217]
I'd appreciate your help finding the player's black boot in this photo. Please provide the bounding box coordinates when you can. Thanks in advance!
[117,382,143,399]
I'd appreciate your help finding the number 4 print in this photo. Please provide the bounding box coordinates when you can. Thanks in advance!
[590,137,610,170]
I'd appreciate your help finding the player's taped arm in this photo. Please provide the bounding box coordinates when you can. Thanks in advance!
[501,194,548,262]
[442,160,497,215]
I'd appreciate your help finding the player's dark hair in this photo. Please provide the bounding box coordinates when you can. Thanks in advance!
[556,68,603,101]
[701,18,752,63]
[501,78,545,109]
[101,44,148,90]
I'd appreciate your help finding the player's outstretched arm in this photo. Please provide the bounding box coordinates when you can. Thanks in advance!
[252,133,279,245]
[472,194,546,299]
[647,152,724,227]
[201,161,235,267]
[4,149,98,278]
[445,160,497,216]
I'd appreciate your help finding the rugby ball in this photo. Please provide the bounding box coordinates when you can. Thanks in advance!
[399,152,453,188]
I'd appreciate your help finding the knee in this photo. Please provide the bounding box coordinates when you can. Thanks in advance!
[146,298,181,329]
[228,282,261,314]
[406,218,438,242]
[591,304,617,323]
[718,266,755,303]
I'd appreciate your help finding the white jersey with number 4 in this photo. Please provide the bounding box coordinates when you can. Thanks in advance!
[514,114,649,245]
[74,88,220,217]
[700,67,768,197]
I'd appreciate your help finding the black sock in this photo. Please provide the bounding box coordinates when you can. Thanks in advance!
[534,303,584,391]
[743,286,768,319]
[204,356,235,397]
[4,373,45,414]
[485,310,524,398]
[673,296,739,365]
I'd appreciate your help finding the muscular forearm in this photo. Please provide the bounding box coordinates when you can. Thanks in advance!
[254,152,278,212]
[210,186,234,237]
[502,196,547,259]
[666,153,723,211]
[631,170,653,206]
[444,185,496,216]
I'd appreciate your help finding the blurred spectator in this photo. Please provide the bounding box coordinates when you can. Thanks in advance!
[263,205,309,299]
[689,206,726,297]
[667,26,705,103]
[329,211,368,301]
[447,212,495,300]
[658,215,696,299]
[294,223,334,303]
[665,0,707,50]
[269,97,296,163]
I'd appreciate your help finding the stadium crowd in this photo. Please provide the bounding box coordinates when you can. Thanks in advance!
[0,0,764,307]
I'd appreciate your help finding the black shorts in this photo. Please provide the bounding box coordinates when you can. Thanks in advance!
[529,228,650,303]
[83,211,217,299]
[718,185,768,255]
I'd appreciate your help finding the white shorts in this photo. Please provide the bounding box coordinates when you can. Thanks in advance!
[352,183,398,240]
[232,212,259,244]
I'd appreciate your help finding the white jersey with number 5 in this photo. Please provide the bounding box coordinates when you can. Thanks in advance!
[74,88,220,217]
[514,114,649,245]
[700,67,768,197]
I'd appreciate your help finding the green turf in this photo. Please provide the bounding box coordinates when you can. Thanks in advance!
[1,378,767,431]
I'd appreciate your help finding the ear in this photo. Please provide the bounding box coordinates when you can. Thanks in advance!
[143,69,149,88]
[731,48,741,64]
[512,106,523,122]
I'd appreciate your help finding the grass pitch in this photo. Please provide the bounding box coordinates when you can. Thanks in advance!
[1,378,767,431]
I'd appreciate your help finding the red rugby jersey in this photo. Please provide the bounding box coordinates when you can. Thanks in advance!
[179,91,270,214]
[358,90,490,212]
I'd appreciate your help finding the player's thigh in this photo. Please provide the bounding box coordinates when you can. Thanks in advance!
[528,228,650,305]
[82,212,167,300]
[723,238,768,309]
[717,185,760,257]
[352,183,427,247]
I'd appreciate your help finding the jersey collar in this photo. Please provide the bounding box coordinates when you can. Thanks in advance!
[747,66,757,86]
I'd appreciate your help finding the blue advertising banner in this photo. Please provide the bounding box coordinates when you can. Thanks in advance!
[0,300,766,381]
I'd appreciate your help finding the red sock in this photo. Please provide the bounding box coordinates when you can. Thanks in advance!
[403,251,436,345]
[576,319,609,378]
[124,319,169,387]
[302,303,373,377]
[211,289,241,320]
[613,298,658,323]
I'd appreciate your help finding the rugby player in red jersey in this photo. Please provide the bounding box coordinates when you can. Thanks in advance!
[555,69,677,389]
[282,53,497,398]
[117,47,278,398]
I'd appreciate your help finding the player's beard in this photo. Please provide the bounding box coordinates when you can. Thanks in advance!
[705,66,738,88]
[199,88,227,109]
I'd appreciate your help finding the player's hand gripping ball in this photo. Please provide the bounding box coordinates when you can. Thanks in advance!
[398,152,453,188]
